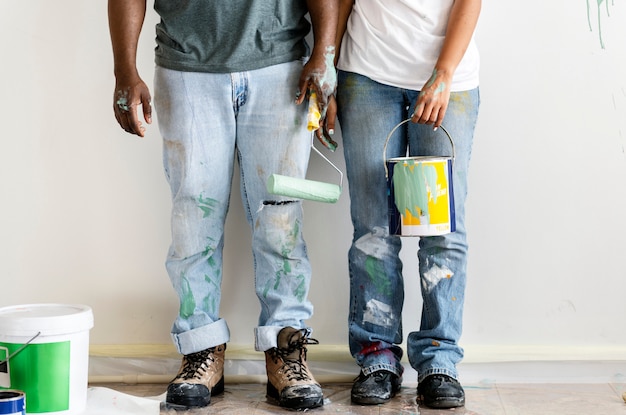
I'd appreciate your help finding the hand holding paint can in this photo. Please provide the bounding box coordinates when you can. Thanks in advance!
[384,119,456,237]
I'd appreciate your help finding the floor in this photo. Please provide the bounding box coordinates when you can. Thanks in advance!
[94,381,626,415]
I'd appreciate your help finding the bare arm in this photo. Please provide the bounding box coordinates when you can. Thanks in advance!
[300,0,339,149]
[412,0,481,129]
[299,0,338,105]
[108,0,152,137]
[335,0,354,64]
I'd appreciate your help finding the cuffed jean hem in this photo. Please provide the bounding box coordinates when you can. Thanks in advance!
[417,368,459,384]
[362,363,403,378]
[254,325,311,351]
[171,318,230,355]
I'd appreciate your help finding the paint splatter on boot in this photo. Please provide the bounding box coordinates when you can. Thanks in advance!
[265,327,324,409]
[165,344,225,409]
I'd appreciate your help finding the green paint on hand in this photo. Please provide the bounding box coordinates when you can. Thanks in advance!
[116,96,130,111]
[425,70,438,88]
[434,82,446,95]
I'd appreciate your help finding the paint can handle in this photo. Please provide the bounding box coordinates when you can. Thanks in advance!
[0,332,40,365]
[310,133,344,190]
[383,119,455,178]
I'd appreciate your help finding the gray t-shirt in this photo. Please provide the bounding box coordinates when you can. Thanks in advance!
[154,1,311,73]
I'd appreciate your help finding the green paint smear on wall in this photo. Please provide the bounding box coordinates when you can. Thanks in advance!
[392,161,437,222]
[587,0,615,49]
[365,256,391,297]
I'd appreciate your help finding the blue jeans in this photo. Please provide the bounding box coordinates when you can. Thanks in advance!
[336,71,480,382]
[154,61,315,355]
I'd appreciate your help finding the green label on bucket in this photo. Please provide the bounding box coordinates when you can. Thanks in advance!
[0,341,70,413]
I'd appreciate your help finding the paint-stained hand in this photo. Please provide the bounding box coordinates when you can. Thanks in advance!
[297,46,337,112]
[316,95,337,151]
[297,46,337,150]
[411,69,453,130]
[113,76,152,137]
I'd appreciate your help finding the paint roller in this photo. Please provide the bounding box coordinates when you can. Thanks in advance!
[266,92,343,203]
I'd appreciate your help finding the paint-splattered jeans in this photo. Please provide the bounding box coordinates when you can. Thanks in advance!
[154,62,315,355]
[336,71,480,382]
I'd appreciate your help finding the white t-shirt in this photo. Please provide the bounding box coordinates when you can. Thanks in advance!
[337,0,480,91]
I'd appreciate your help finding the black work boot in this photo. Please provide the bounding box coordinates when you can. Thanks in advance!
[265,327,324,409]
[165,344,226,409]
[351,370,402,405]
[417,374,465,409]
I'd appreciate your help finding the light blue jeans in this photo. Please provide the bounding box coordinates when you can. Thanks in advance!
[154,61,315,355]
[336,71,480,382]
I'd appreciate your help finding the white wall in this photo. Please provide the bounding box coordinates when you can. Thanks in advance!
[1,0,625,363]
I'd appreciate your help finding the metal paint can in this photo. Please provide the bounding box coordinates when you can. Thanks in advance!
[384,120,456,237]
[0,390,25,415]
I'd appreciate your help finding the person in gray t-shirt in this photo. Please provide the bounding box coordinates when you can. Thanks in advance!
[108,0,338,410]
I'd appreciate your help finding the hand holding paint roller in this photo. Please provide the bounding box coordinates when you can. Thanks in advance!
[307,90,337,152]
[266,92,343,203]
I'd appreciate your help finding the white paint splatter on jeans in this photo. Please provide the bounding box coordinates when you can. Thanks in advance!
[363,299,394,327]
[422,264,454,293]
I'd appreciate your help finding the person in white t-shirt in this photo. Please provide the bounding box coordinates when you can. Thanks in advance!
[334,0,481,409]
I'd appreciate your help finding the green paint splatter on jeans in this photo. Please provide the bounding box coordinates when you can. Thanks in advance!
[202,238,219,269]
[202,274,218,315]
[262,279,272,299]
[365,256,391,297]
[263,220,306,302]
[293,274,306,302]
[179,274,196,318]
[198,195,218,218]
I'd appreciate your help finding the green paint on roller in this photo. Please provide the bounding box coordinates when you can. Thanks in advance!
[267,174,341,203]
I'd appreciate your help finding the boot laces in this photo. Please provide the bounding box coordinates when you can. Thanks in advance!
[271,329,319,382]
[178,347,217,380]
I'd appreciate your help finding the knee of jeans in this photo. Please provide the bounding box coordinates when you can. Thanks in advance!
[262,200,298,206]
[353,226,400,258]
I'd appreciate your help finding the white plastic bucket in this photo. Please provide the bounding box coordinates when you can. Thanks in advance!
[0,304,94,414]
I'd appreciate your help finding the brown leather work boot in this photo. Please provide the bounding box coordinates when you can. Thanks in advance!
[265,327,324,409]
[165,343,226,408]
